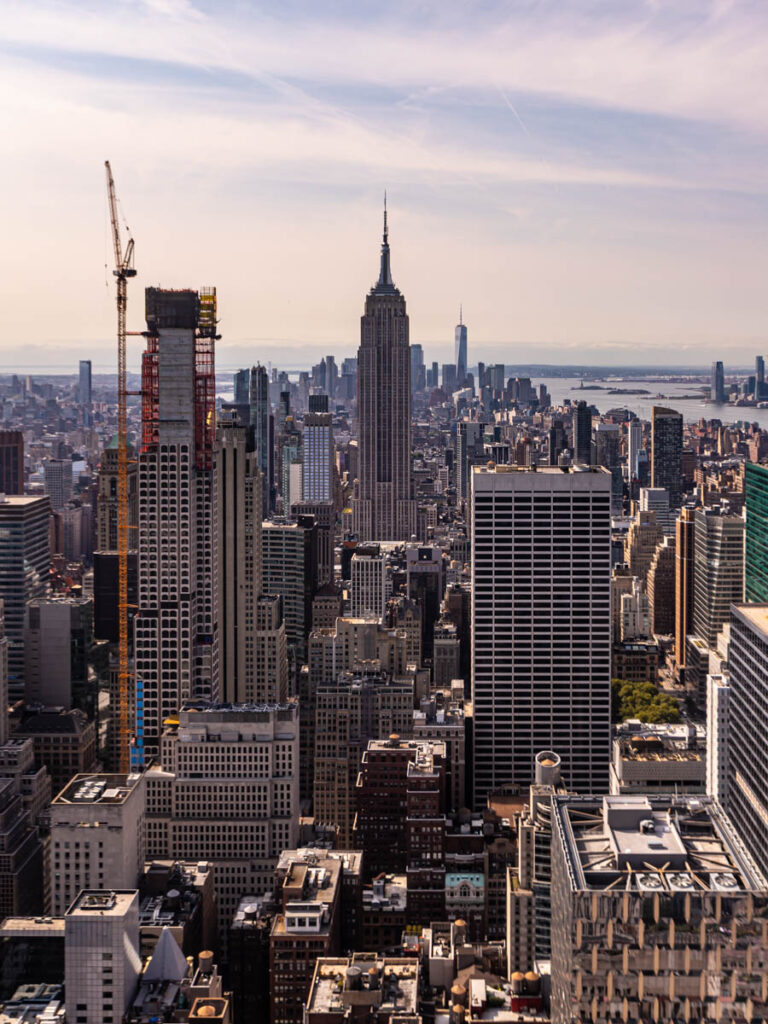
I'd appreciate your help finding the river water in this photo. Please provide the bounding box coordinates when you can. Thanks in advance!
[533,377,768,430]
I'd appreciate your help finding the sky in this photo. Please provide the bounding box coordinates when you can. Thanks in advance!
[2,0,768,371]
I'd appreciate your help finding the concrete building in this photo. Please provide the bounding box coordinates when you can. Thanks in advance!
[23,597,94,712]
[726,605,768,879]
[270,850,350,1024]
[353,203,416,541]
[64,889,141,1024]
[619,577,650,641]
[623,510,663,586]
[610,721,704,795]
[651,405,683,506]
[314,671,413,847]
[471,465,612,805]
[646,535,675,634]
[550,794,768,1024]
[692,505,744,648]
[0,496,50,698]
[350,546,387,623]
[134,287,219,757]
[626,418,641,481]
[50,772,146,914]
[304,955,420,1024]
[145,701,299,943]
[16,708,97,795]
[638,485,675,534]
[413,694,466,813]
[706,673,729,804]
[216,420,264,703]
[138,859,216,960]
[43,459,72,510]
[96,439,138,552]
[252,595,289,704]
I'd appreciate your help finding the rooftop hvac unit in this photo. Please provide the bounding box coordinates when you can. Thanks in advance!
[636,873,664,891]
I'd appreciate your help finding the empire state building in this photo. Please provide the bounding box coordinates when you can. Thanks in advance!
[353,202,416,541]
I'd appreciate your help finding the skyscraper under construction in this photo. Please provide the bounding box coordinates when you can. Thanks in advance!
[134,287,219,757]
[353,203,416,541]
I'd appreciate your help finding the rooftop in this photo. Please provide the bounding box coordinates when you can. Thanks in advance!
[66,889,138,918]
[0,917,64,938]
[305,956,419,1019]
[54,772,142,805]
[555,794,768,893]
[734,603,768,638]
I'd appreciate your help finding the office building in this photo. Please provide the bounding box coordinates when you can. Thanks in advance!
[262,517,318,662]
[350,545,387,622]
[571,400,592,464]
[50,772,146,914]
[291,500,335,586]
[610,721,704,795]
[745,461,768,601]
[646,535,675,634]
[23,596,94,712]
[550,794,768,1024]
[692,505,744,648]
[711,359,725,402]
[593,422,622,512]
[410,343,424,393]
[43,459,72,510]
[302,411,334,502]
[0,495,50,697]
[145,702,299,942]
[96,438,138,551]
[17,707,97,795]
[78,358,92,407]
[638,485,674,534]
[706,672,729,804]
[626,418,641,480]
[548,419,567,466]
[251,595,289,704]
[234,364,273,515]
[651,405,683,506]
[314,670,413,845]
[727,605,768,877]
[216,420,263,704]
[456,420,484,501]
[471,465,612,806]
[134,287,219,756]
[674,505,696,669]
[64,889,141,1024]
[454,308,467,385]
[0,431,24,495]
[406,544,443,661]
[353,204,416,541]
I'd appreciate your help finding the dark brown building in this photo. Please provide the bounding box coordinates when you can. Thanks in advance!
[0,432,24,495]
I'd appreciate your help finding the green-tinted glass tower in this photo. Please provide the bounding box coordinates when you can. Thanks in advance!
[746,461,768,601]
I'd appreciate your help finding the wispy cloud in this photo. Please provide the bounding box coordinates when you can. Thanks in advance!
[2,0,768,366]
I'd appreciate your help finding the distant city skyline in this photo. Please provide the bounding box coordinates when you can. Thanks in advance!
[3,2,768,367]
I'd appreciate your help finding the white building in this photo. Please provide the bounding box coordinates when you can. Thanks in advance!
[706,672,729,804]
[145,701,299,944]
[471,465,612,807]
[302,411,334,502]
[350,546,386,623]
[65,889,142,1024]
[50,772,146,915]
[619,578,650,640]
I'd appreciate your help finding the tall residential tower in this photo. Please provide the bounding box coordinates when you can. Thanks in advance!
[134,287,219,756]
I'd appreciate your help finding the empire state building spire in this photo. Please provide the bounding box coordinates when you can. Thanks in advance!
[374,192,398,294]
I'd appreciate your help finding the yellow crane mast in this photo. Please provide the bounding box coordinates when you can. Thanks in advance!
[105,160,136,773]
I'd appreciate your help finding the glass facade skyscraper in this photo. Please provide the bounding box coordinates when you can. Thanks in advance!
[746,461,768,602]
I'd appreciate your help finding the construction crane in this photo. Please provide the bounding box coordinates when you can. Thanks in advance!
[105,160,136,774]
